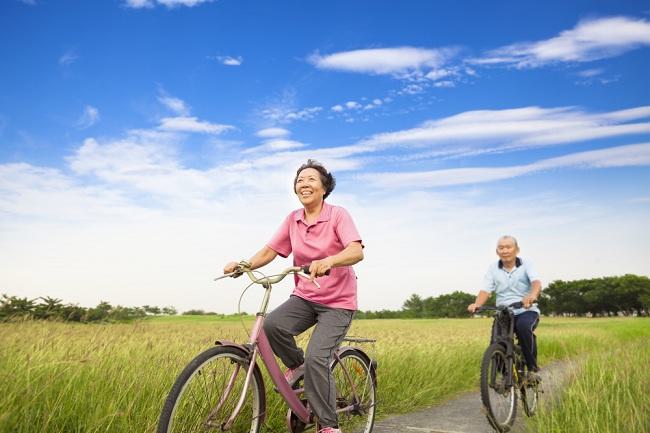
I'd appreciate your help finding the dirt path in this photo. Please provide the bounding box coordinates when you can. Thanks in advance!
[372,360,575,433]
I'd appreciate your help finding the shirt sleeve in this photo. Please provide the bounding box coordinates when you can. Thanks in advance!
[483,265,496,292]
[266,213,293,258]
[524,259,540,282]
[333,206,363,248]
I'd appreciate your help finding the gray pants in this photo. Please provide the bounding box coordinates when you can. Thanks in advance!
[263,295,354,428]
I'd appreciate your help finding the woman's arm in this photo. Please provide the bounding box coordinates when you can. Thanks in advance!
[308,241,363,278]
[223,245,278,273]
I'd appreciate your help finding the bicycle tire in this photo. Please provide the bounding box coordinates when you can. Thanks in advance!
[521,375,539,417]
[157,346,265,433]
[331,349,377,433]
[480,343,516,432]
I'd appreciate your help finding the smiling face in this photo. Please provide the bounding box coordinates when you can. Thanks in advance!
[295,167,326,207]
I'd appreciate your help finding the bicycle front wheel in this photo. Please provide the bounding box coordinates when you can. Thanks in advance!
[331,349,377,433]
[480,343,516,432]
[157,346,265,433]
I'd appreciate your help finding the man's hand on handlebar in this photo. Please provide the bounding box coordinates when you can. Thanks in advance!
[522,294,537,309]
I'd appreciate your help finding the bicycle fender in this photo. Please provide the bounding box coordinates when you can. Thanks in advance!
[214,340,254,356]
[335,346,378,373]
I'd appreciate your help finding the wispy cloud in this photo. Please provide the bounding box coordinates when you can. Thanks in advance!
[76,105,100,129]
[356,105,650,158]
[359,142,650,189]
[261,105,322,124]
[309,46,460,83]
[18,0,37,5]
[124,0,213,8]
[158,94,190,116]
[158,116,233,134]
[58,50,78,66]
[212,55,243,66]
[470,16,650,68]
[256,127,290,138]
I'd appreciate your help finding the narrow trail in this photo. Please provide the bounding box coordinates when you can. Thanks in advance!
[372,360,575,433]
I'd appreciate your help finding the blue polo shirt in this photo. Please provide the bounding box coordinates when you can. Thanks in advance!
[483,257,540,316]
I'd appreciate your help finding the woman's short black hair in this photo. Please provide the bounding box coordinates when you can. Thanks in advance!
[294,159,336,199]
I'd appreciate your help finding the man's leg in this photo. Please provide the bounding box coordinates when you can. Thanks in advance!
[263,296,316,369]
[514,311,540,371]
[303,304,354,429]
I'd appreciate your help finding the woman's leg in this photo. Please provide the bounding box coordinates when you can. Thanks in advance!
[303,303,354,428]
[263,295,316,368]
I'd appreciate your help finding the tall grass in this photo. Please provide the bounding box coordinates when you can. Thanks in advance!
[0,317,648,433]
[529,338,650,433]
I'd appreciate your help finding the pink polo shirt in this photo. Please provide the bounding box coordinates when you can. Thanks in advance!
[267,201,362,310]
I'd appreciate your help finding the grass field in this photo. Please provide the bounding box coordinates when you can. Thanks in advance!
[1,316,648,433]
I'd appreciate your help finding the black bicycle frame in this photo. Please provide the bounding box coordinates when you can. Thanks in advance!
[488,302,524,388]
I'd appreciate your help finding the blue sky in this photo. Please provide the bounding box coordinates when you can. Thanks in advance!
[1,0,649,313]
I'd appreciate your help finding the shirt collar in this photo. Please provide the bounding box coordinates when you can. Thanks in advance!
[294,201,332,223]
[498,257,522,269]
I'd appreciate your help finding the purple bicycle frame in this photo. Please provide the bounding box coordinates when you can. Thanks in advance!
[226,313,311,426]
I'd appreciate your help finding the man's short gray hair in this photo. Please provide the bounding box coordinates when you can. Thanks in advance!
[497,235,519,248]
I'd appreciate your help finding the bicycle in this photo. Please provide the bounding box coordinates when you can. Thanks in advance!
[476,302,541,432]
[157,263,378,433]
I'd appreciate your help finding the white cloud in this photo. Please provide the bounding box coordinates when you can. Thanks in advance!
[244,139,307,154]
[358,105,650,157]
[331,105,344,112]
[256,127,290,138]
[359,142,650,189]
[577,68,604,78]
[124,0,212,8]
[58,50,78,66]
[345,101,362,110]
[77,105,100,129]
[471,16,650,68]
[158,116,234,134]
[309,46,457,78]
[261,106,322,124]
[158,94,190,116]
[215,56,243,66]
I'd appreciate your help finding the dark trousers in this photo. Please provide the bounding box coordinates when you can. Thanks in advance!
[263,295,354,428]
[514,311,539,370]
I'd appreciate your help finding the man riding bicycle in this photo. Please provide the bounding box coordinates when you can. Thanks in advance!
[468,235,542,380]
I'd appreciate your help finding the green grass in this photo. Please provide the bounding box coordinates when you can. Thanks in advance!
[528,336,650,433]
[0,317,648,433]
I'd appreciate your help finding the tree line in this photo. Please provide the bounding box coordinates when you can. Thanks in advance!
[356,274,650,319]
[2,274,648,322]
[0,294,181,323]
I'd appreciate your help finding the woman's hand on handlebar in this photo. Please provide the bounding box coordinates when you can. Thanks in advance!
[223,261,240,274]
[307,258,334,279]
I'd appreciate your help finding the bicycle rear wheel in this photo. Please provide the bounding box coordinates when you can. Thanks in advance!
[480,343,516,432]
[331,349,377,433]
[157,346,265,433]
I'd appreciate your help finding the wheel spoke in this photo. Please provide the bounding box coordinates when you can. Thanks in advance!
[158,347,264,433]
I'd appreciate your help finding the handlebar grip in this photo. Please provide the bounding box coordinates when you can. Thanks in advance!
[301,264,331,276]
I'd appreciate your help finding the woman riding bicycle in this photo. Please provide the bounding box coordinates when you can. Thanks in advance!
[223,159,364,433]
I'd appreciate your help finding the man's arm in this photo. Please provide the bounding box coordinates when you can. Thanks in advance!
[523,280,542,308]
[468,290,491,313]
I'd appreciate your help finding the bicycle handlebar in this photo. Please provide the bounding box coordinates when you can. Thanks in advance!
[476,301,524,313]
[214,263,331,286]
